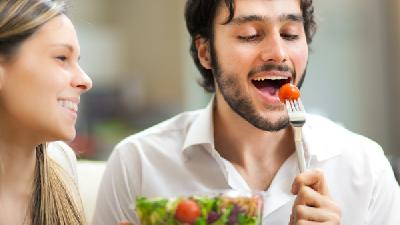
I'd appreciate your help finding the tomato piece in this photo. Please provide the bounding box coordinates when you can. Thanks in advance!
[175,199,201,224]
[278,83,300,102]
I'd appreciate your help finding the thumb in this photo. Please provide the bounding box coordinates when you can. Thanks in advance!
[119,221,133,225]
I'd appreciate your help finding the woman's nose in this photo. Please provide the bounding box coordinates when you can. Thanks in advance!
[72,65,92,92]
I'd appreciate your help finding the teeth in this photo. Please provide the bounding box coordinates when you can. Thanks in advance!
[58,100,78,112]
[253,76,288,81]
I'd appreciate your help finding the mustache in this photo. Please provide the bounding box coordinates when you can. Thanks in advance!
[248,63,295,78]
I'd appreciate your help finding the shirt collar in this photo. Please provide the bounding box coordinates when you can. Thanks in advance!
[182,97,215,154]
[182,97,344,162]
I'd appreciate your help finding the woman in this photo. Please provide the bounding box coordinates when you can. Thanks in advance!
[0,0,92,224]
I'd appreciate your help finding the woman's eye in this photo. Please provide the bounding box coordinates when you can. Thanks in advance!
[55,56,67,62]
[237,34,260,42]
[281,33,299,41]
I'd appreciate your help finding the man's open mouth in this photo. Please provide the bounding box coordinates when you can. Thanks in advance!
[251,76,291,96]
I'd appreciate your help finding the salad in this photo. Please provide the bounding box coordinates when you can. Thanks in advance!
[135,192,263,225]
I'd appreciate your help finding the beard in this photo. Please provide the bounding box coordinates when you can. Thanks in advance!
[214,68,290,132]
[210,44,307,132]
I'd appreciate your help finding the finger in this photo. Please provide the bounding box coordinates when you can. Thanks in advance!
[291,169,327,195]
[292,186,342,224]
[119,221,133,225]
[293,186,321,207]
[296,219,322,225]
[294,186,339,210]
[294,204,341,223]
[291,169,330,196]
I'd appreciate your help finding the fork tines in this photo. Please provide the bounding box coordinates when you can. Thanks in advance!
[286,99,306,126]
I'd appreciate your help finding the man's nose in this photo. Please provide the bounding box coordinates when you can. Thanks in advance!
[260,33,288,63]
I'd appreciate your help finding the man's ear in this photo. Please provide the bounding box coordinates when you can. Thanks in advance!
[195,37,212,69]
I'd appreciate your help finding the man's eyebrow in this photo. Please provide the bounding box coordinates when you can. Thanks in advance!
[283,14,304,23]
[229,15,264,24]
[228,14,304,25]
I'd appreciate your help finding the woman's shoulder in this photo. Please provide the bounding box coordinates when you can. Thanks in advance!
[47,141,78,181]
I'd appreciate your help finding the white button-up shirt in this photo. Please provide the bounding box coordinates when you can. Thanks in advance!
[93,100,400,225]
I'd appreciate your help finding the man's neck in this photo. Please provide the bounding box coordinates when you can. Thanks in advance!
[213,96,295,190]
[214,97,294,161]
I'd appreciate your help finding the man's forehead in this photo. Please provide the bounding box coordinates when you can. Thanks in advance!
[215,0,302,24]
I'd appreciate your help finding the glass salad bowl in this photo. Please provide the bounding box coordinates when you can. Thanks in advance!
[135,190,263,225]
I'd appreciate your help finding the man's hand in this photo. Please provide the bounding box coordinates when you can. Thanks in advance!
[289,169,341,225]
[118,221,133,225]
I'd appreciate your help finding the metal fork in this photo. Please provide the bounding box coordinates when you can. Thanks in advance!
[286,98,307,173]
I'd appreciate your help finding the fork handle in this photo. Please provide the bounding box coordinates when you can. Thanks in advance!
[294,126,307,173]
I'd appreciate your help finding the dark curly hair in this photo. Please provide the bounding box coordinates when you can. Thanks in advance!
[185,0,317,92]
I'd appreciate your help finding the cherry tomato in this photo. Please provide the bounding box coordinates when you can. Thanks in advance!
[175,199,201,224]
[278,83,300,102]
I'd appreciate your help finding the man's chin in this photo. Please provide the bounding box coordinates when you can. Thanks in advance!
[263,103,286,111]
[245,115,289,132]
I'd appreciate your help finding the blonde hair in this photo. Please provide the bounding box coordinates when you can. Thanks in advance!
[0,1,86,224]
[34,145,86,225]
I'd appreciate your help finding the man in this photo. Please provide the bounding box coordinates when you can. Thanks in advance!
[93,0,400,224]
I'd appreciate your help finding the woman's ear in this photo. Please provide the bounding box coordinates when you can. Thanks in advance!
[195,37,212,69]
